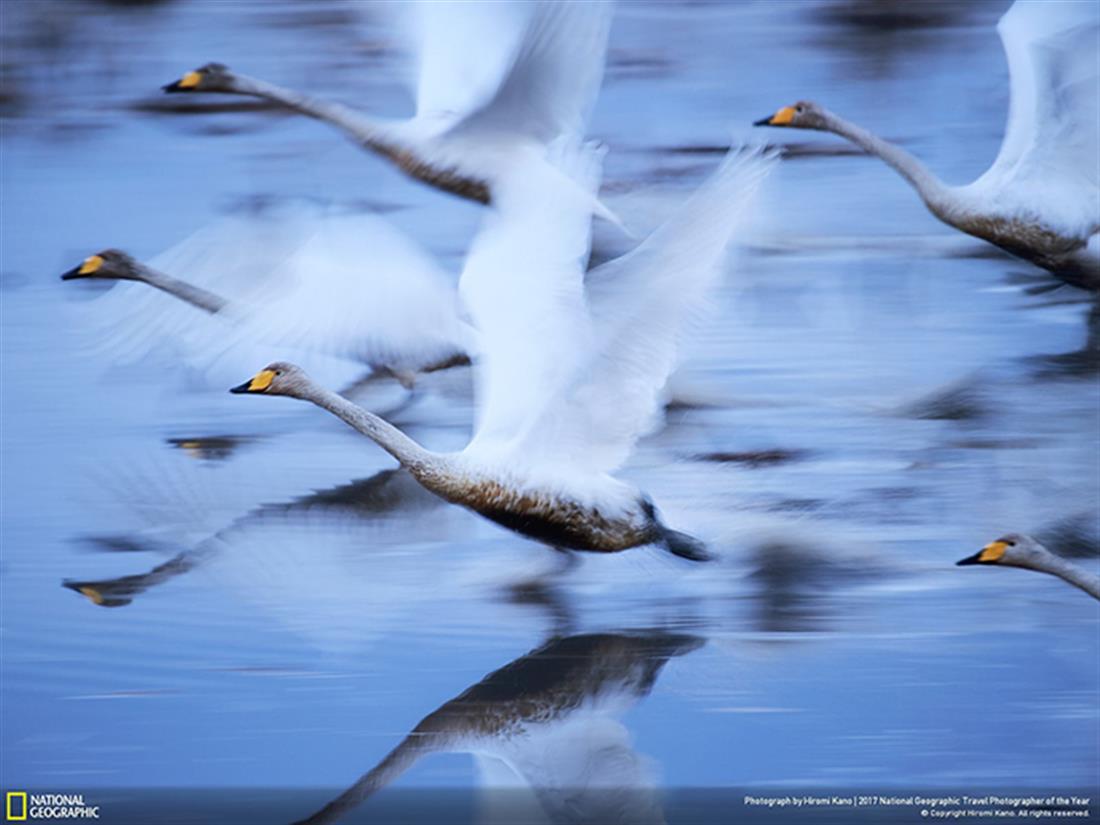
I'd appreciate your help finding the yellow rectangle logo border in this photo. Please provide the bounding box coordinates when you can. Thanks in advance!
[6,791,28,821]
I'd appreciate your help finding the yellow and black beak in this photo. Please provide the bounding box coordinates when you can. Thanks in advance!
[956,540,1007,566]
[61,581,131,608]
[754,106,796,127]
[230,369,275,394]
[162,70,203,93]
[61,254,105,281]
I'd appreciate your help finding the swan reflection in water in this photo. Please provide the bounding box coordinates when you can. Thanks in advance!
[293,630,704,825]
[60,465,589,645]
[62,468,446,609]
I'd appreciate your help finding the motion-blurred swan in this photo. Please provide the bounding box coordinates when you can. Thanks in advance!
[163,1,618,221]
[957,533,1100,599]
[231,145,776,558]
[61,206,473,388]
[291,631,702,825]
[755,0,1099,290]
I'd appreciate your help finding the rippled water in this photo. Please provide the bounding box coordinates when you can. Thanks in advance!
[2,1,1098,823]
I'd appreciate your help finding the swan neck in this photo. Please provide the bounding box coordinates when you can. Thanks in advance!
[229,75,396,153]
[822,111,951,211]
[307,386,437,473]
[137,264,227,314]
[1031,553,1100,600]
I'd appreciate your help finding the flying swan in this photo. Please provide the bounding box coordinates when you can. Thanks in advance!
[755,0,1100,290]
[231,144,776,558]
[61,206,473,388]
[162,0,619,223]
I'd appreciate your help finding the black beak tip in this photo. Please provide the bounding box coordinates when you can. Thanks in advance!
[162,81,185,93]
[229,381,252,395]
[956,554,981,567]
[753,116,773,127]
[60,267,82,281]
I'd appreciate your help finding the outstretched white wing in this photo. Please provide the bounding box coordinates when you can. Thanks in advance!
[73,202,470,381]
[403,1,529,122]
[403,0,612,144]
[984,0,1099,195]
[72,205,319,370]
[448,1,613,144]
[521,146,777,474]
[221,209,472,374]
[459,142,604,455]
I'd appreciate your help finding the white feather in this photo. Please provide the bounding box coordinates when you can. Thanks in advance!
[71,202,472,386]
[392,0,612,143]
[971,0,1099,234]
[460,144,778,478]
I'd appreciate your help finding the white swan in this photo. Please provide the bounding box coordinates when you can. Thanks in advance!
[755,0,1100,290]
[231,144,776,557]
[957,533,1100,600]
[162,1,618,222]
[62,205,474,388]
[289,631,702,825]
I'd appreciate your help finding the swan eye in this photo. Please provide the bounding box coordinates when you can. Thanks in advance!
[795,105,804,114]
[1004,539,1016,547]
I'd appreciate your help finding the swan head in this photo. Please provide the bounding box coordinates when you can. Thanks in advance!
[61,249,142,282]
[230,362,311,398]
[61,580,133,608]
[754,100,827,130]
[162,63,236,94]
[956,533,1048,569]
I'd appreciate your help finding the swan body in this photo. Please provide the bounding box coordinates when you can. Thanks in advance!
[292,631,702,825]
[162,1,618,221]
[61,206,474,386]
[755,0,1100,289]
[231,364,693,556]
[231,144,776,557]
[957,533,1100,600]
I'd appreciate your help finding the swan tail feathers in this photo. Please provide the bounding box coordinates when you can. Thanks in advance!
[659,527,714,562]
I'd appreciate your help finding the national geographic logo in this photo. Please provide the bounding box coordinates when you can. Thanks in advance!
[5,793,100,820]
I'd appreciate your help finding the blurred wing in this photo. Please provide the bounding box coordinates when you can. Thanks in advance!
[222,211,471,373]
[460,143,603,454]
[75,208,316,368]
[986,0,1099,190]
[404,1,531,122]
[445,0,614,144]
[520,146,777,474]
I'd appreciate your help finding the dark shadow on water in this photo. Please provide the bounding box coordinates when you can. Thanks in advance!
[166,435,256,462]
[128,97,286,116]
[744,539,881,633]
[1035,512,1100,560]
[899,376,991,422]
[815,0,970,32]
[809,0,979,79]
[693,448,809,468]
[1023,300,1100,380]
